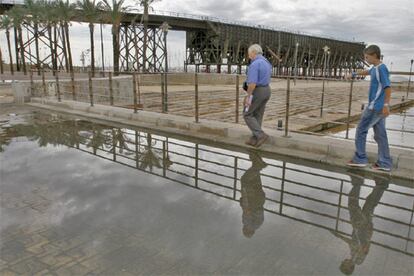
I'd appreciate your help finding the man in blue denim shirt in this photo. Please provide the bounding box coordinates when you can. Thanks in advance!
[347,45,392,171]
[243,44,272,147]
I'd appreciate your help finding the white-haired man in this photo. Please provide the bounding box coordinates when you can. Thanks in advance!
[243,44,272,147]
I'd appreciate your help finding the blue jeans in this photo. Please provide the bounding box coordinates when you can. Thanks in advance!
[352,108,392,168]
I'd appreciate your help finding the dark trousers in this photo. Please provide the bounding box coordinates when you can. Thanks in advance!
[243,86,271,138]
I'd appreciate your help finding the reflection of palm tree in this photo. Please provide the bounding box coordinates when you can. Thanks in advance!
[107,128,134,156]
[113,128,132,154]
[240,151,267,238]
[331,172,389,275]
[138,133,162,172]
[67,121,85,148]
[10,118,85,148]
[87,126,109,155]
[162,138,173,169]
[0,131,12,152]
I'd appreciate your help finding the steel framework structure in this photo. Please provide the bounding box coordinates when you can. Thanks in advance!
[186,22,366,76]
[119,24,166,72]
[1,1,365,75]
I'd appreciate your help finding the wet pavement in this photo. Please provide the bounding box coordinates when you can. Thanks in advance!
[0,109,413,275]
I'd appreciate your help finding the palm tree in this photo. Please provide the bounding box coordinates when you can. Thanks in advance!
[39,0,60,74]
[56,0,76,73]
[138,0,159,72]
[77,0,101,76]
[0,15,14,74]
[24,0,42,74]
[7,6,27,75]
[99,0,129,75]
[0,46,3,74]
[87,126,109,155]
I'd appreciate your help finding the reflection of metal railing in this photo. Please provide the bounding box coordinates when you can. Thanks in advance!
[58,124,413,257]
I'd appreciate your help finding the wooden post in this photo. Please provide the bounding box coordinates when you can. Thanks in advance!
[235,75,240,123]
[88,71,94,106]
[345,78,354,139]
[195,73,199,123]
[41,68,47,97]
[55,70,61,102]
[284,77,291,137]
[133,72,138,113]
[71,71,76,100]
[109,71,114,106]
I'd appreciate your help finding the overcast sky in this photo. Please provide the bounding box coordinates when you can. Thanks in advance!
[151,0,414,71]
[0,0,413,71]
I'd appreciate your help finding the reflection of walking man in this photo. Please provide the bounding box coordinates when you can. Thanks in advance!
[240,152,267,238]
[243,44,272,148]
[331,173,389,275]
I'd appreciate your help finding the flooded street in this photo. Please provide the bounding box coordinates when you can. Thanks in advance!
[1,110,413,275]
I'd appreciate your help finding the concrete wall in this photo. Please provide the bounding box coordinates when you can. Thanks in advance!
[12,76,134,104]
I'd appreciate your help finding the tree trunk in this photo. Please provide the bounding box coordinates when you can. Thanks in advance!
[34,22,41,75]
[53,25,58,72]
[143,3,149,72]
[132,24,139,72]
[100,23,105,73]
[112,25,120,75]
[13,27,20,71]
[47,24,55,75]
[18,26,27,75]
[89,22,95,76]
[65,22,73,73]
[0,46,3,74]
[6,30,14,75]
[61,23,69,72]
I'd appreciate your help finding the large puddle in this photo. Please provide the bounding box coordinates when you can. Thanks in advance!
[1,111,413,275]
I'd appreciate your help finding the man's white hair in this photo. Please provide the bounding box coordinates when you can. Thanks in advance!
[248,44,263,55]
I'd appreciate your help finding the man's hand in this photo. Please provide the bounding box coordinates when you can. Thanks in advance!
[244,95,252,107]
[382,105,390,117]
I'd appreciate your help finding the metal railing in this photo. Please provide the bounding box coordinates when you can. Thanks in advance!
[28,68,414,150]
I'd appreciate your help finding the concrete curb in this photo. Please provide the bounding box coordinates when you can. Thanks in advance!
[28,98,414,181]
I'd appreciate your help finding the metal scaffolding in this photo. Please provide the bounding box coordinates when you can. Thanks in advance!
[185,21,366,76]
[119,24,167,72]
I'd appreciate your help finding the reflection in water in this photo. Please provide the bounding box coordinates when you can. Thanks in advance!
[240,152,267,238]
[331,172,390,275]
[1,112,413,274]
